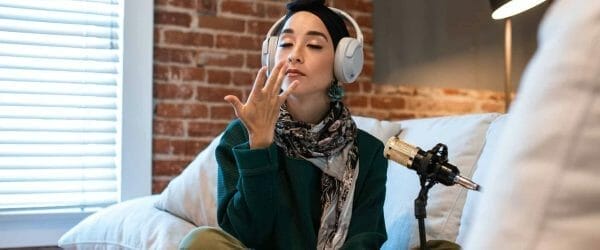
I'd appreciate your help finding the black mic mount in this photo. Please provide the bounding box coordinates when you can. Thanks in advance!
[384,136,481,250]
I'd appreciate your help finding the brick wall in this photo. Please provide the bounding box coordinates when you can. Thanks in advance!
[152,0,505,193]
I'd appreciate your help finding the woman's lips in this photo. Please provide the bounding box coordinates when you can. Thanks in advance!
[286,69,305,77]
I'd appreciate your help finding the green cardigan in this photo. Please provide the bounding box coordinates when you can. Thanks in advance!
[216,119,388,249]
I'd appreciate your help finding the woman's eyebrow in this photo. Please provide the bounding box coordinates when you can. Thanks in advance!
[281,28,329,41]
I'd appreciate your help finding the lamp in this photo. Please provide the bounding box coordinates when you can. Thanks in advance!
[489,0,548,112]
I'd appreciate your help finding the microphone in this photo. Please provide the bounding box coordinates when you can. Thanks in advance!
[383,136,481,191]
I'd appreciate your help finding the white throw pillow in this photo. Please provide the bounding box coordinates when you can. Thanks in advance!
[352,115,403,143]
[153,133,222,227]
[381,113,500,250]
[59,196,195,250]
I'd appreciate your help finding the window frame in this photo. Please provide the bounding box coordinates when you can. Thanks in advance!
[0,0,153,247]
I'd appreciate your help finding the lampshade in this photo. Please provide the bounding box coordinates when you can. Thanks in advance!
[490,0,548,19]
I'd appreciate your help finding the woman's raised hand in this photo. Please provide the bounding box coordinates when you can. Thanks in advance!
[224,60,299,149]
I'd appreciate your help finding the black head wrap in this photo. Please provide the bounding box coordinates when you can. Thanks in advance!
[282,0,350,49]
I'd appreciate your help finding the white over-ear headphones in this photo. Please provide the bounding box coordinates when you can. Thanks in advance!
[260,7,364,83]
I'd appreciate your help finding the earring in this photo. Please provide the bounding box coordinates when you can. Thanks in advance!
[327,80,344,102]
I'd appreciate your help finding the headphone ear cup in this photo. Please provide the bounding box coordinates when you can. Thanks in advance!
[334,37,364,83]
[262,36,279,76]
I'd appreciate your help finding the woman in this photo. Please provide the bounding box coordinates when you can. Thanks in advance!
[179,0,387,249]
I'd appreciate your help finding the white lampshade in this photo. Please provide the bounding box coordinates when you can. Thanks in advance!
[491,0,548,19]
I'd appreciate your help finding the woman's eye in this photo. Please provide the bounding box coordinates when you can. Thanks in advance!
[308,44,323,49]
[279,43,292,48]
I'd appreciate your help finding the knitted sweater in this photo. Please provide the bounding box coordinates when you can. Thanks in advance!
[216,119,388,249]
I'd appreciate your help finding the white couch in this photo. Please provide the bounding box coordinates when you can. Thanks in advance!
[58,112,507,250]
[59,0,600,248]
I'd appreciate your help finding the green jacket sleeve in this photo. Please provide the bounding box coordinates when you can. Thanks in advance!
[215,120,280,247]
[341,134,388,250]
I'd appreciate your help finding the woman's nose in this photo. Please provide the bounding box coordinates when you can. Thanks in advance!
[287,50,303,64]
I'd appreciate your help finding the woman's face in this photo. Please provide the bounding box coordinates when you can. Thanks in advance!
[275,11,335,99]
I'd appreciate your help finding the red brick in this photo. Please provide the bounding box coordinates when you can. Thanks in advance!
[333,0,373,13]
[196,86,244,102]
[155,11,192,27]
[216,34,262,50]
[246,53,262,69]
[197,0,217,14]
[361,81,373,93]
[153,119,185,136]
[372,96,406,109]
[198,52,244,67]
[361,63,374,78]
[344,95,368,108]
[155,0,168,7]
[222,0,264,17]
[164,30,214,47]
[155,103,209,118]
[355,15,372,29]
[185,139,212,156]
[154,47,194,64]
[207,69,232,85]
[166,0,196,8]
[388,112,417,121]
[344,81,361,93]
[171,66,205,81]
[232,71,254,86]
[246,19,273,35]
[188,121,229,137]
[481,102,505,113]
[266,3,286,19]
[153,138,187,155]
[362,29,374,46]
[211,105,236,120]
[197,16,245,32]
[154,83,194,99]
[153,65,170,80]
[154,27,161,44]
[153,159,189,176]
[152,178,170,194]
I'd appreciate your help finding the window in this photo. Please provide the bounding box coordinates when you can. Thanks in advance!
[0,0,152,247]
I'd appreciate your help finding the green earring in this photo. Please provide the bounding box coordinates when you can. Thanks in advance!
[328,81,344,102]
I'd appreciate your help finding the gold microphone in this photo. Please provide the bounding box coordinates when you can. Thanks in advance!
[384,136,481,191]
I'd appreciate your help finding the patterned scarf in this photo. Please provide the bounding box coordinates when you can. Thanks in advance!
[274,101,359,250]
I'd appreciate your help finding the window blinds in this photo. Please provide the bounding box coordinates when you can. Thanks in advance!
[0,0,121,213]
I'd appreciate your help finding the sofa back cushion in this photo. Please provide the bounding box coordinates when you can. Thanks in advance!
[381,113,500,250]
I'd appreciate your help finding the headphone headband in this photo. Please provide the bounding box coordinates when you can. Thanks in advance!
[264,7,363,45]
[261,7,364,83]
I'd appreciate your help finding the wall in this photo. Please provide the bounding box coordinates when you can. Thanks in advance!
[152,0,505,193]
[372,0,549,91]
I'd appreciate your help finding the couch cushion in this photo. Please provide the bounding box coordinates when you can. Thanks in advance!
[381,113,500,250]
[455,114,507,245]
[58,196,195,249]
[154,134,222,227]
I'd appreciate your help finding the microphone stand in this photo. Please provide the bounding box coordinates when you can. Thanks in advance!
[412,143,449,250]
[415,175,436,250]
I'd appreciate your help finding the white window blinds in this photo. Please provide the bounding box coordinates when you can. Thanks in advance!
[0,0,121,214]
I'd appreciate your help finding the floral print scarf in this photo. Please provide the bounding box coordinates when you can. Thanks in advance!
[274,101,358,250]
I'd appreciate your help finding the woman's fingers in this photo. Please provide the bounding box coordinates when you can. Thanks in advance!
[251,66,268,94]
[224,95,243,117]
[264,60,287,93]
[278,80,299,105]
